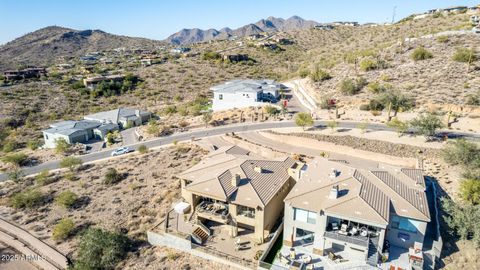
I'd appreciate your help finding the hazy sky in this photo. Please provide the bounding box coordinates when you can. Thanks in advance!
[1,0,478,44]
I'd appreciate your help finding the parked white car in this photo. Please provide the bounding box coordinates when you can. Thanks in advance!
[111,147,133,156]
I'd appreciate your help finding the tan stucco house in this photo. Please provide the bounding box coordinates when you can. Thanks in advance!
[179,145,303,243]
[283,157,430,266]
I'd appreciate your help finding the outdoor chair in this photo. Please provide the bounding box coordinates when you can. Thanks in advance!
[338,224,349,235]
[349,227,359,235]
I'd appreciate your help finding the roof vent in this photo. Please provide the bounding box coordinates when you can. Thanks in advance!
[329,185,339,199]
[231,173,241,187]
[329,169,339,179]
[254,166,264,173]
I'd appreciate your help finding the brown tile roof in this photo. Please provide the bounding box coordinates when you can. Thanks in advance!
[353,170,390,223]
[225,145,251,156]
[371,171,430,221]
[401,168,426,188]
[240,158,296,206]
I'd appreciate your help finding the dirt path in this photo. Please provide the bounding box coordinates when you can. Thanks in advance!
[0,218,68,270]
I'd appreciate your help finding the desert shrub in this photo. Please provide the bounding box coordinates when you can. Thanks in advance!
[55,138,70,154]
[264,105,279,116]
[27,139,41,150]
[104,168,122,185]
[452,48,477,63]
[36,169,55,186]
[387,117,409,136]
[294,112,314,131]
[442,139,480,168]
[10,189,44,209]
[202,51,221,61]
[60,156,83,172]
[338,77,367,95]
[2,153,28,167]
[298,68,310,78]
[55,191,78,209]
[359,58,388,71]
[52,218,75,241]
[411,47,433,61]
[163,105,177,115]
[465,91,480,106]
[74,228,131,270]
[2,140,19,153]
[377,89,414,116]
[441,198,480,246]
[7,169,24,183]
[310,67,331,82]
[367,81,392,94]
[138,144,148,154]
[436,35,449,43]
[460,179,480,205]
[410,113,444,139]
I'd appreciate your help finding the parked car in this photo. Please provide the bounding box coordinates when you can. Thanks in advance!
[111,147,133,156]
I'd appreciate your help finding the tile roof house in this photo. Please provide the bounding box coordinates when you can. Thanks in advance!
[211,79,283,111]
[282,157,430,266]
[179,146,303,243]
[42,108,151,148]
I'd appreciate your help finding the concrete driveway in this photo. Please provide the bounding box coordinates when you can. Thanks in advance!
[121,128,137,146]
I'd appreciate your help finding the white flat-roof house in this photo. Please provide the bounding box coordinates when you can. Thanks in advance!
[211,79,282,111]
[42,108,151,148]
[282,157,430,267]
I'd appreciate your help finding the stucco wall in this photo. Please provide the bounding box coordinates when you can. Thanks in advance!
[386,220,427,249]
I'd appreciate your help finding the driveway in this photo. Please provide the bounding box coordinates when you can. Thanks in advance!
[121,128,137,146]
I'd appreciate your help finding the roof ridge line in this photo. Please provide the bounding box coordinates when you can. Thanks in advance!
[240,163,265,207]
[352,170,389,223]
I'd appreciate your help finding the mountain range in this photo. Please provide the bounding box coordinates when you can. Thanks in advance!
[165,16,318,45]
[0,16,317,70]
[0,26,163,70]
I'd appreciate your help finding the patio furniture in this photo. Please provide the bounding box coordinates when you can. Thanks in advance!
[331,222,339,231]
[360,227,368,237]
[306,264,314,270]
[290,248,297,260]
[280,254,291,265]
[301,254,312,264]
[349,227,359,236]
[338,224,349,235]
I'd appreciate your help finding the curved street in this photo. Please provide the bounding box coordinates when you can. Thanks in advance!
[0,120,478,182]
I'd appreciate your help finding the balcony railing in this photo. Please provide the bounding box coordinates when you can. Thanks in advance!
[324,231,368,247]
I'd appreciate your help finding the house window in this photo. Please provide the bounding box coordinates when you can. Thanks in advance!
[294,208,316,224]
[219,94,223,100]
[391,216,419,233]
[237,205,255,218]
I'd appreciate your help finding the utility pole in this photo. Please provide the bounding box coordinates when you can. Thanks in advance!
[391,6,397,24]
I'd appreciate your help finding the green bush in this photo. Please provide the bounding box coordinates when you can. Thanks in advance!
[163,105,177,115]
[2,140,19,153]
[104,168,122,185]
[411,47,433,61]
[36,169,55,186]
[460,179,480,205]
[441,198,480,247]
[59,156,83,172]
[442,139,480,168]
[27,140,41,150]
[367,81,391,94]
[310,67,331,82]
[295,112,314,131]
[2,153,28,167]
[452,48,477,63]
[10,189,44,209]
[55,138,70,154]
[52,218,75,241]
[202,51,221,61]
[338,77,367,95]
[74,228,131,270]
[465,91,480,105]
[359,58,388,71]
[410,113,444,139]
[436,35,449,43]
[298,68,310,78]
[138,145,148,154]
[55,191,78,209]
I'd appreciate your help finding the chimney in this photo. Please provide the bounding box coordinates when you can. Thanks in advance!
[254,166,263,173]
[329,185,339,199]
[329,169,338,179]
[135,109,140,117]
[231,173,241,187]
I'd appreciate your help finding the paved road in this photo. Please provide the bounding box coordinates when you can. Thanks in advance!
[1,120,478,181]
